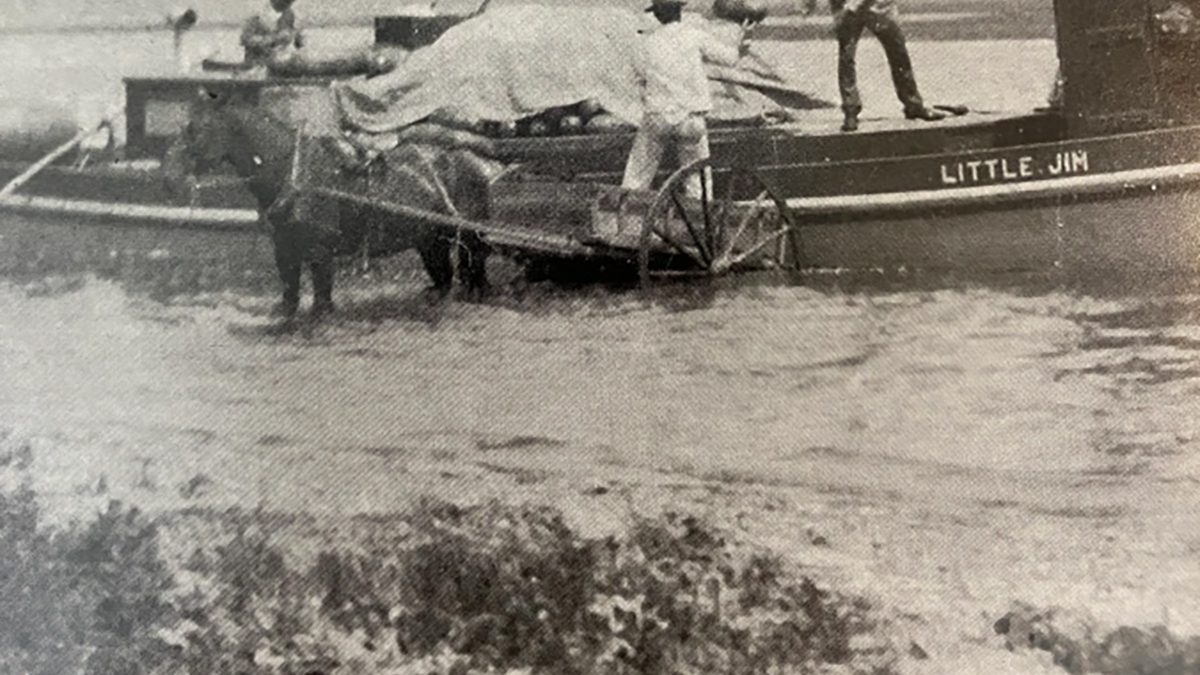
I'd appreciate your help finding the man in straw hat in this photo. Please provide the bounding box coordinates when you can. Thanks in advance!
[621,0,750,199]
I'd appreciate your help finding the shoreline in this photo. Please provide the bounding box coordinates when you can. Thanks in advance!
[0,19,370,37]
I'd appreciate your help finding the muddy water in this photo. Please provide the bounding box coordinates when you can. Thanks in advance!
[6,256,1199,493]
[7,220,1198,480]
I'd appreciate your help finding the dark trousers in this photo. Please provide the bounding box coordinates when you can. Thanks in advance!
[836,9,924,115]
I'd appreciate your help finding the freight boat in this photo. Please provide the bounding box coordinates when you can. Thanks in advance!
[2,0,1198,277]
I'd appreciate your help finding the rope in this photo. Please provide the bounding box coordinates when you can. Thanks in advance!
[0,115,115,198]
[359,164,373,273]
[417,154,469,280]
[262,123,305,234]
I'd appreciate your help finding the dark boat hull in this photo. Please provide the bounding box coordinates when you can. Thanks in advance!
[793,165,1200,274]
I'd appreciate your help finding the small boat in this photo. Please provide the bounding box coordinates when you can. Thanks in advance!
[3,0,1199,277]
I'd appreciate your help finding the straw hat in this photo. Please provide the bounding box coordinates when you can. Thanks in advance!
[646,0,687,11]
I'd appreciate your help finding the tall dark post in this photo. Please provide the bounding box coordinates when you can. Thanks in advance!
[1050,0,1200,137]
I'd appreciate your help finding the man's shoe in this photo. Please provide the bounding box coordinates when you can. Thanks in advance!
[904,106,947,122]
[841,113,859,132]
[932,103,969,116]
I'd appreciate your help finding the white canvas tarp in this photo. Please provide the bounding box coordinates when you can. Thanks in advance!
[334,5,830,134]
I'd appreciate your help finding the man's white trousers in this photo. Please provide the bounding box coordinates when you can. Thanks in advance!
[621,112,711,199]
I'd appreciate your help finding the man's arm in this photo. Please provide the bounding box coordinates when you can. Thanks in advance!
[695,25,744,66]
[279,9,304,47]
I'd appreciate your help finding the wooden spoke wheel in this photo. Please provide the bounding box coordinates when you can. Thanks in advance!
[637,158,799,286]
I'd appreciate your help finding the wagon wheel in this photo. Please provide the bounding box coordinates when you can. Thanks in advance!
[638,158,798,286]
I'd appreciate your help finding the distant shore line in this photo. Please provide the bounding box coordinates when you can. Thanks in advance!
[0,18,371,36]
[0,16,1054,42]
[0,1,1053,40]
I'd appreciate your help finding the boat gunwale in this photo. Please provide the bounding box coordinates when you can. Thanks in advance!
[0,193,259,228]
[6,159,1199,233]
[783,161,1200,215]
[4,122,1200,229]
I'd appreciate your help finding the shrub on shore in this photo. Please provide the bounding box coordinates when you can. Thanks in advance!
[0,481,174,675]
[1,476,895,674]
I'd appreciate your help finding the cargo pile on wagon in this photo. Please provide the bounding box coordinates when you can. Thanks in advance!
[332,5,830,145]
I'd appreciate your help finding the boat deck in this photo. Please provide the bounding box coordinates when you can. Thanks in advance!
[508,108,1064,188]
[744,106,1026,138]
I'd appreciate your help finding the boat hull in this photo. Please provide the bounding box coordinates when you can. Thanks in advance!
[3,122,1200,276]
[793,173,1200,275]
[0,161,257,228]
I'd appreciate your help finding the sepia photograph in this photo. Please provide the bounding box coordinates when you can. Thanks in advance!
[1,0,1199,672]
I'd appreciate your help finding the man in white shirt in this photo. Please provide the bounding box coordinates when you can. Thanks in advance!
[621,0,747,199]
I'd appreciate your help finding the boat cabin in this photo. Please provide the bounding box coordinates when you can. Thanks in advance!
[124,75,336,158]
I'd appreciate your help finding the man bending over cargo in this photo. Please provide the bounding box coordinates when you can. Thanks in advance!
[622,0,749,199]
[241,0,304,65]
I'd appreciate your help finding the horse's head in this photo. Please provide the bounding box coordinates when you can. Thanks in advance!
[164,89,274,202]
[177,89,251,176]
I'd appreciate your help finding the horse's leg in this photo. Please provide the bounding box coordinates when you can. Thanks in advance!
[417,234,454,296]
[308,200,347,318]
[458,232,491,302]
[310,255,335,318]
[272,232,303,320]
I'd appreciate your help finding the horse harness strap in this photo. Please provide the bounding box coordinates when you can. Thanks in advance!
[263,126,306,231]
[414,153,478,277]
[416,154,460,217]
[356,157,437,270]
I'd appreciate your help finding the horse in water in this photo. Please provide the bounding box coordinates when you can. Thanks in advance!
[168,91,498,319]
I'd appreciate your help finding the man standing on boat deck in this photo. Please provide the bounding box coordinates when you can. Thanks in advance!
[241,0,304,65]
[831,0,944,132]
[622,0,749,198]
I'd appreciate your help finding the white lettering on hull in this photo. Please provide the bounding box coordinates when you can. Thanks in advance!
[940,149,1089,186]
